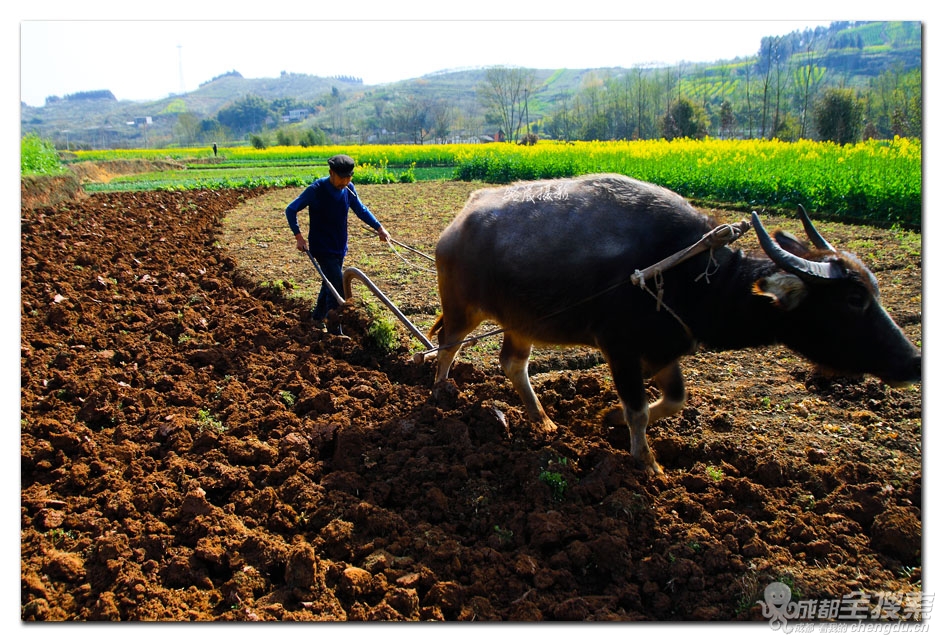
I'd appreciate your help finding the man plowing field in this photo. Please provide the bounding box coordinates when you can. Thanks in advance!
[285,154,391,335]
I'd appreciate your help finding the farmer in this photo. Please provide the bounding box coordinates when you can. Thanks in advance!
[286,154,391,335]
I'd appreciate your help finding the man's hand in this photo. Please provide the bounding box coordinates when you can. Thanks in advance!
[376,226,391,243]
[295,233,308,252]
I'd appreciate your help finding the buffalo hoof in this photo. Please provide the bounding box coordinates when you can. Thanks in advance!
[430,379,461,410]
[526,418,559,443]
[633,452,665,477]
[540,418,559,434]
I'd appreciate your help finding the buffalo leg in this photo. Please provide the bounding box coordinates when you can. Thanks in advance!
[500,331,558,433]
[605,354,663,475]
[648,361,687,423]
[433,308,479,384]
[435,340,463,385]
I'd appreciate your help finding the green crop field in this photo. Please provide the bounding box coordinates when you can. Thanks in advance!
[71,137,921,228]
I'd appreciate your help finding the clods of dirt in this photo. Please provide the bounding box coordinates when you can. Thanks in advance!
[20,186,922,621]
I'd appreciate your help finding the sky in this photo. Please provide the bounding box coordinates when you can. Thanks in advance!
[19,17,839,107]
[14,0,934,107]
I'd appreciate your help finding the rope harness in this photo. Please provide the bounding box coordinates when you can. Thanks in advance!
[378,219,753,360]
[629,218,752,337]
[384,237,437,273]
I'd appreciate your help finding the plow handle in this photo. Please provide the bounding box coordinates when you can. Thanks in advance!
[305,250,346,305]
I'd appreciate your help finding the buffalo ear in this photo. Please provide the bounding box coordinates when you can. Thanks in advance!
[752,273,808,311]
[774,231,812,257]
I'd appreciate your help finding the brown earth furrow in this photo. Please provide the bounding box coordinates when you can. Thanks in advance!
[20,186,922,622]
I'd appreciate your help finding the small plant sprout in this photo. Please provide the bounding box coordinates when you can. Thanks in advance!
[705,465,724,482]
[493,525,514,542]
[539,469,568,501]
[278,390,296,407]
[364,300,398,352]
[196,409,225,434]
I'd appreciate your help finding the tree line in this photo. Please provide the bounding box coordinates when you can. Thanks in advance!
[178,64,918,150]
[347,24,920,146]
[494,57,920,146]
[163,24,920,149]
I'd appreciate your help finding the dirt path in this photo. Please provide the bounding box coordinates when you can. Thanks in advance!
[20,185,922,621]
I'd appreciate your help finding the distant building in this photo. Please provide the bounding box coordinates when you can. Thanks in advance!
[282,109,309,123]
[130,116,152,127]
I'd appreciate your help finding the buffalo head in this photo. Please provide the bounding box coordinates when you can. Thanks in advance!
[751,208,920,387]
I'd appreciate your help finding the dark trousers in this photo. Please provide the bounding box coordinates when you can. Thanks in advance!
[312,254,345,321]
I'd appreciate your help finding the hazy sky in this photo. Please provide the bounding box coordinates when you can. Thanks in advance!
[18,18,837,107]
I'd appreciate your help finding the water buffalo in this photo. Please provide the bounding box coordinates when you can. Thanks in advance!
[428,174,920,474]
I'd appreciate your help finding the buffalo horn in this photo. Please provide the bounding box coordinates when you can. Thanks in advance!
[751,212,843,281]
[797,204,835,251]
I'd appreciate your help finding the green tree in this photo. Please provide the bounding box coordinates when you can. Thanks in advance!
[814,88,862,144]
[773,113,800,142]
[199,118,227,144]
[217,94,273,136]
[719,100,735,139]
[863,65,920,139]
[662,97,710,140]
[174,112,201,146]
[887,68,922,138]
[300,128,329,147]
[891,94,922,138]
[275,129,294,146]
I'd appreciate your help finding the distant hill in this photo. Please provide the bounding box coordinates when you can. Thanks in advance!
[21,21,921,150]
[20,65,607,149]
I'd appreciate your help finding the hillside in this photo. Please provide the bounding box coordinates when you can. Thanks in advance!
[20,21,921,150]
[20,65,606,149]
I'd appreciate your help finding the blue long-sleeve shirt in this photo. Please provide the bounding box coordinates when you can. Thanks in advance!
[285,177,382,258]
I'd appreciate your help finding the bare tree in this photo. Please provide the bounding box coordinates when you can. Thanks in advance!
[792,32,825,138]
[743,56,756,138]
[625,67,652,139]
[757,37,783,137]
[394,95,431,144]
[430,100,453,144]
[609,72,631,140]
[478,66,536,142]
[770,42,792,138]
[547,91,574,141]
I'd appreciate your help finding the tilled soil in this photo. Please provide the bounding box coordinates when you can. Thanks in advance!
[21,186,922,621]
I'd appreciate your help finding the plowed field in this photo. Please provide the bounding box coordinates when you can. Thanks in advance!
[20,182,922,622]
